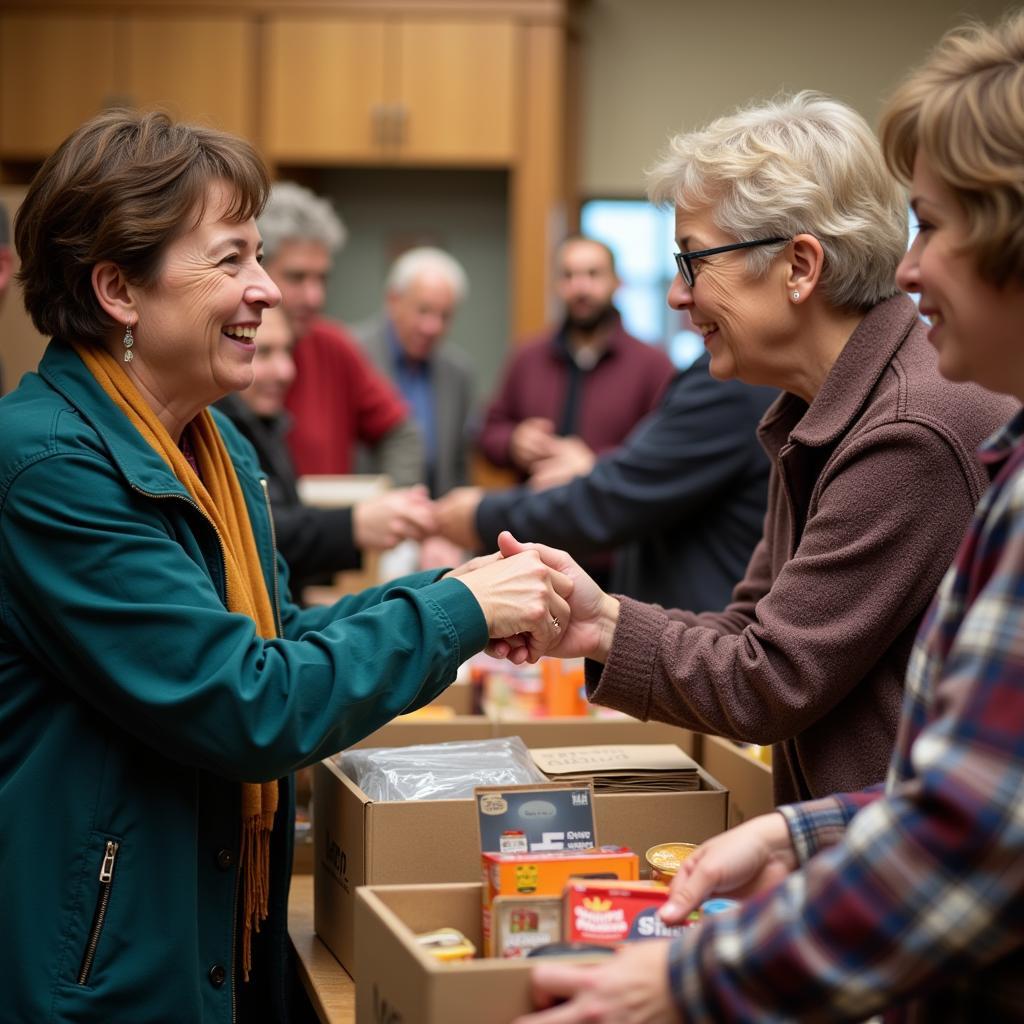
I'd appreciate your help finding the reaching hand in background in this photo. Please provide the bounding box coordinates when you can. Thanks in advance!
[528,435,596,492]
[352,485,437,550]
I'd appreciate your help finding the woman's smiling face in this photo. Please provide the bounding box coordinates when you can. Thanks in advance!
[127,179,281,415]
[668,204,794,389]
[897,152,1024,400]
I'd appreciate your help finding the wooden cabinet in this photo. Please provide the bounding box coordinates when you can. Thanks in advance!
[124,16,256,140]
[0,13,118,158]
[264,16,518,165]
[0,11,254,158]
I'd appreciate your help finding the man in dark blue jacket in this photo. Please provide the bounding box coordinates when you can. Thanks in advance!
[434,354,775,611]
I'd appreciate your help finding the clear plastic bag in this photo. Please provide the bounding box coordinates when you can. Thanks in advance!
[337,736,548,802]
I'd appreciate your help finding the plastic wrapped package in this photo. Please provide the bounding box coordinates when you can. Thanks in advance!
[337,736,548,802]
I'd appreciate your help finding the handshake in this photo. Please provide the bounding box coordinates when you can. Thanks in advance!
[349,489,620,664]
[350,484,493,555]
[446,531,621,667]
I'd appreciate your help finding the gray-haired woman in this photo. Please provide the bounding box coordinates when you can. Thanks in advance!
[499,91,1014,804]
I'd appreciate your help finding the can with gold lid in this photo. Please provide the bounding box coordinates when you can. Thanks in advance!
[644,842,699,882]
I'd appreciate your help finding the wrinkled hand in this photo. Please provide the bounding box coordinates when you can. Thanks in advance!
[352,485,437,550]
[432,486,485,549]
[486,532,618,664]
[510,417,557,472]
[660,812,798,925]
[456,548,574,663]
[528,436,596,492]
[512,939,677,1024]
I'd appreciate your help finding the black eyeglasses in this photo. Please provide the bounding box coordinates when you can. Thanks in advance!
[674,237,788,287]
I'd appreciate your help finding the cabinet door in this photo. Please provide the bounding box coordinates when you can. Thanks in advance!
[0,13,117,158]
[264,17,388,162]
[125,16,256,141]
[396,19,517,164]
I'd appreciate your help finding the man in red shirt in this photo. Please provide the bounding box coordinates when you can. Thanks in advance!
[259,183,424,485]
[477,235,674,491]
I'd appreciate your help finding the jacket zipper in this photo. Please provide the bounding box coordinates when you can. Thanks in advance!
[77,840,119,985]
[230,858,241,1024]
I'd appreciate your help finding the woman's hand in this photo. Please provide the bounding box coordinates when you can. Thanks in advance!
[488,532,620,663]
[512,940,677,1024]
[660,812,798,924]
[455,548,573,663]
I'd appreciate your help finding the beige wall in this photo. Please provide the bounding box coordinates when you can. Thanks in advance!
[581,0,1016,196]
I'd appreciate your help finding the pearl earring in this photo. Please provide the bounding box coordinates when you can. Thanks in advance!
[123,321,135,363]
[791,291,800,302]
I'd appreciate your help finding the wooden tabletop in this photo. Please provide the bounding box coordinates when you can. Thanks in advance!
[289,874,355,1023]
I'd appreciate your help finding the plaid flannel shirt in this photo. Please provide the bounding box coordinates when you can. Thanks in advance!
[670,408,1024,1022]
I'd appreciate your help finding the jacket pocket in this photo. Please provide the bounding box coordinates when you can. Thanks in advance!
[76,837,120,986]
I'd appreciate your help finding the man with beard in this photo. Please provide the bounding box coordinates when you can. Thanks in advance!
[476,235,674,493]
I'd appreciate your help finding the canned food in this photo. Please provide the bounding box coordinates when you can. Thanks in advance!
[644,842,698,882]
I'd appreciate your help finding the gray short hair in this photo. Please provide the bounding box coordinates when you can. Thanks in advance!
[647,91,907,312]
[386,246,469,303]
[258,181,347,262]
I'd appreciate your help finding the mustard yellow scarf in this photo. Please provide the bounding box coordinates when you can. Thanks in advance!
[74,341,278,980]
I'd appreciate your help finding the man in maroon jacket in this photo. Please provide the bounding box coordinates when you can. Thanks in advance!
[477,235,675,492]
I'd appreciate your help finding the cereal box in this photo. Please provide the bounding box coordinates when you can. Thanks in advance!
[563,880,691,945]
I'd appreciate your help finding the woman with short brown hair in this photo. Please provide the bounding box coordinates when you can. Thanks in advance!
[0,109,571,1023]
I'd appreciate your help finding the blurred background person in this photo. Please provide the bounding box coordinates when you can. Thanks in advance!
[355,246,475,499]
[495,92,1014,807]
[216,304,437,598]
[476,234,674,488]
[477,233,675,585]
[435,353,775,609]
[259,181,424,486]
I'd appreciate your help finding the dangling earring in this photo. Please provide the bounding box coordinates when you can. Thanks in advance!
[791,291,800,302]
[123,320,135,363]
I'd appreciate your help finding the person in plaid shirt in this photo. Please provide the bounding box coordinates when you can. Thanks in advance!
[513,12,1024,1024]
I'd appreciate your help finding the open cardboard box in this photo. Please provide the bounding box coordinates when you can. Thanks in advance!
[697,735,774,828]
[314,736,727,976]
[356,882,608,1024]
[352,712,696,751]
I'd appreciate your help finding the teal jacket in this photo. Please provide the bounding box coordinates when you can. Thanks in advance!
[0,342,488,1023]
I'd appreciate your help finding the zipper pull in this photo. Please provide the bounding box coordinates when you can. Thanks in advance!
[99,840,119,883]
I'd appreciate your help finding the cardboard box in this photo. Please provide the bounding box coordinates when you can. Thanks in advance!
[698,735,774,828]
[355,882,607,1024]
[352,713,697,751]
[314,745,726,976]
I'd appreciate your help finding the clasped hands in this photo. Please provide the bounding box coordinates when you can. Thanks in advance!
[446,531,619,665]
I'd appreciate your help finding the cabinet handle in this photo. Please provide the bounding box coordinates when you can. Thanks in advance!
[371,104,386,147]
[394,105,407,147]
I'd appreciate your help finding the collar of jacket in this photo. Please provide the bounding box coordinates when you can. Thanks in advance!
[758,293,920,450]
[550,307,628,365]
[39,339,203,500]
